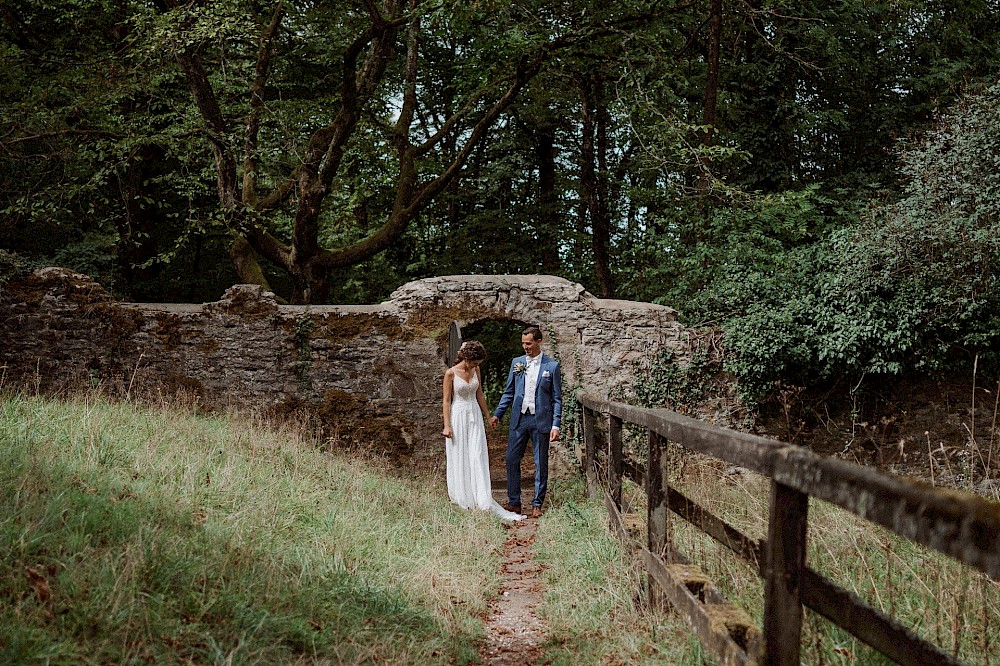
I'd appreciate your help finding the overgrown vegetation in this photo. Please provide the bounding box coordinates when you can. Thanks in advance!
[0,249,42,287]
[1,392,725,664]
[627,348,732,417]
[534,483,706,664]
[644,82,1000,407]
[615,450,1000,666]
[0,392,501,664]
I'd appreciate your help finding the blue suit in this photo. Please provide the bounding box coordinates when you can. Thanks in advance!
[493,354,562,508]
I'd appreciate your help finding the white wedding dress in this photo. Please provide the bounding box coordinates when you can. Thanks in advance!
[446,373,525,521]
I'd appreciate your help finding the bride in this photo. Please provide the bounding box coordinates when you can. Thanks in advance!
[442,341,526,521]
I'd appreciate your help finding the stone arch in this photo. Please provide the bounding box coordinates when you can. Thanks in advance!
[388,275,687,394]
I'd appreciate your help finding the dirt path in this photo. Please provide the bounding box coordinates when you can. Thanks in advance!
[480,430,548,665]
[480,505,546,665]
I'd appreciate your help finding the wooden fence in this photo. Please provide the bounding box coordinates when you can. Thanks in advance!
[576,391,1000,666]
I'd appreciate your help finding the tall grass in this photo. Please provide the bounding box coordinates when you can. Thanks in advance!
[640,450,1000,666]
[10,391,988,664]
[0,392,509,665]
[533,477,704,665]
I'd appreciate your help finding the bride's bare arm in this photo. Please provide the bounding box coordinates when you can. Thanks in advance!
[442,368,454,438]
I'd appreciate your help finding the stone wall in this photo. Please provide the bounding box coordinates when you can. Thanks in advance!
[1,269,691,465]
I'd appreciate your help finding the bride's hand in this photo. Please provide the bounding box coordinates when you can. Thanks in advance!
[443,426,453,438]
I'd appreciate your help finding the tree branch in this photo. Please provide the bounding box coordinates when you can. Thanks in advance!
[287,5,403,264]
[243,1,285,207]
[407,52,546,214]
[314,51,549,271]
[2,129,119,149]
[313,17,640,272]
[254,173,297,211]
[244,222,291,267]
[393,0,420,152]
[177,50,240,208]
[412,78,504,158]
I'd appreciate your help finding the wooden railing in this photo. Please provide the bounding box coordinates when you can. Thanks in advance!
[577,391,1000,666]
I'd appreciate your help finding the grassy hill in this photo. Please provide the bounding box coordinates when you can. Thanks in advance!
[0,392,698,665]
[1,392,507,663]
[9,391,990,665]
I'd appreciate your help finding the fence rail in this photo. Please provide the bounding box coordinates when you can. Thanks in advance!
[577,391,1000,666]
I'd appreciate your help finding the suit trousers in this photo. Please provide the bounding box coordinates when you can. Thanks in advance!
[506,411,549,508]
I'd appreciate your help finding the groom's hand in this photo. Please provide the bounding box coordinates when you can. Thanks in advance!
[550,428,560,442]
[489,415,499,428]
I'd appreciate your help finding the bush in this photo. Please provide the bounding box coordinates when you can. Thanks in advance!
[672,82,1000,402]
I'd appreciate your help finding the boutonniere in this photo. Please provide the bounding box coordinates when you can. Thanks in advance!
[513,362,527,375]
[542,370,550,378]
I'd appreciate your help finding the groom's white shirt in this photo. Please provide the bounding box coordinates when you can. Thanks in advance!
[522,354,542,414]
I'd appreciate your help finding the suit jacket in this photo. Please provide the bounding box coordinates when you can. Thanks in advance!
[494,354,562,434]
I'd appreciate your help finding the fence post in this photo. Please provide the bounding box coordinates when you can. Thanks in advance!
[583,405,598,498]
[647,430,671,608]
[609,414,624,510]
[762,481,809,666]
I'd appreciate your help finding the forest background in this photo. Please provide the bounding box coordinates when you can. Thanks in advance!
[2,0,999,440]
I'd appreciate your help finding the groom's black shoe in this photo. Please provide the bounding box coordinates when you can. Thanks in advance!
[502,502,522,513]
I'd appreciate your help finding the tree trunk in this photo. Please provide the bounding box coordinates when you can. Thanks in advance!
[115,144,164,291]
[580,75,615,298]
[536,124,561,273]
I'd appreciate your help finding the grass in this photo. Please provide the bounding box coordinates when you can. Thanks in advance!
[10,390,989,665]
[0,391,706,665]
[533,476,703,665]
[632,447,1000,666]
[0,392,508,665]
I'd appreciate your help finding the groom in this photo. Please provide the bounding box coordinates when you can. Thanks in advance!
[490,326,562,519]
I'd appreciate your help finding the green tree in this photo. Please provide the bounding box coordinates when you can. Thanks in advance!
[4,0,999,312]
[721,80,1000,400]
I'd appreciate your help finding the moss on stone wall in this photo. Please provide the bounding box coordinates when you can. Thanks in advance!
[311,312,411,342]
[81,303,144,368]
[150,314,194,351]
[270,389,416,459]
[162,374,206,399]
[5,268,110,307]
[404,304,505,342]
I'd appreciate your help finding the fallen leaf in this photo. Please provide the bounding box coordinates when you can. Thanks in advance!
[24,566,50,603]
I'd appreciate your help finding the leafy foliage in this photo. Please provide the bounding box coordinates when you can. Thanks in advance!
[0,249,43,286]
[629,349,724,415]
[2,0,999,411]
[687,82,1000,401]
